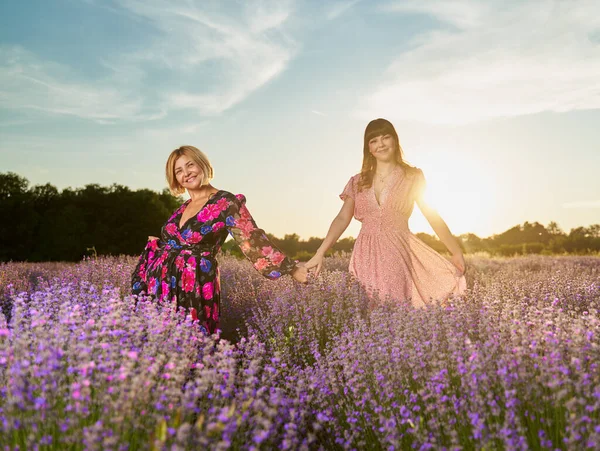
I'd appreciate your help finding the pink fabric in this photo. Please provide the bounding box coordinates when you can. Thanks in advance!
[340,167,467,307]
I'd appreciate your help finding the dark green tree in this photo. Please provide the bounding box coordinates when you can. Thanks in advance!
[0,173,181,262]
[0,173,37,260]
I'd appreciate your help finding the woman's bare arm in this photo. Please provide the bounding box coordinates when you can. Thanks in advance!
[304,198,354,276]
[416,197,466,274]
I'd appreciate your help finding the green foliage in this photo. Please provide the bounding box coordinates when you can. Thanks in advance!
[1,173,598,261]
[292,251,313,261]
[221,238,243,258]
[332,236,356,253]
[0,173,180,262]
[457,222,600,256]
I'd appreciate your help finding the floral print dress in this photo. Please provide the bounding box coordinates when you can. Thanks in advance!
[131,190,297,334]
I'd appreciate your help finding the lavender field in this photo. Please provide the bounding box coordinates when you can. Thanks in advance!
[0,254,599,450]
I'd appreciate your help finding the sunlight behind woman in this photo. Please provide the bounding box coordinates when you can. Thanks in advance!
[409,151,499,237]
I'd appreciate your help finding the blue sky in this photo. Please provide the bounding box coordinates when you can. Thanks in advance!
[1,0,599,240]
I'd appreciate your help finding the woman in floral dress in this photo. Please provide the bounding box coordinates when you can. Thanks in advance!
[305,118,466,307]
[132,145,307,334]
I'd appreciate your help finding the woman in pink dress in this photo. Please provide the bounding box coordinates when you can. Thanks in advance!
[305,118,466,307]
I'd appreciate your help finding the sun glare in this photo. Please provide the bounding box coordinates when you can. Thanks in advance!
[409,152,498,237]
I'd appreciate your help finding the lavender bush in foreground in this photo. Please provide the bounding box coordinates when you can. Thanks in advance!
[0,254,599,450]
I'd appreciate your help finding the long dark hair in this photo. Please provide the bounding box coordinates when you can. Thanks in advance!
[358,118,415,192]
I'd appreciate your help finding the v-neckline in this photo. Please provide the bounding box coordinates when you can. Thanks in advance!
[373,167,402,208]
[178,190,223,230]
[373,184,386,208]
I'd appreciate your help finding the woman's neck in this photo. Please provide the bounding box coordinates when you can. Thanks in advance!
[375,161,398,175]
[187,184,215,202]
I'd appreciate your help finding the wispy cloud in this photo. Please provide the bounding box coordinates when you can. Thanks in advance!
[562,200,600,209]
[0,46,163,122]
[0,119,34,127]
[0,0,297,122]
[311,110,327,116]
[113,0,297,115]
[358,0,600,124]
[326,0,362,20]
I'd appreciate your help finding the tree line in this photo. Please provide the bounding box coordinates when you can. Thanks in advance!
[417,221,599,257]
[1,172,598,262]
[0,172,180,262]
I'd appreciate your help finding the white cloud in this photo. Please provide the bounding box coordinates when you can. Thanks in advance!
[326,0,362,20]
[114,0,297,115]
[0,46,163,122]
[245,0,293,33]
[359,0,600,124]
[0,0,297,122]
[562,200,600,209]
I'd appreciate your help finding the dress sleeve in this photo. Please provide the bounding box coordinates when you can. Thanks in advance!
[339,175,356,201]
[131,238,161,294]
[223,194,297,280]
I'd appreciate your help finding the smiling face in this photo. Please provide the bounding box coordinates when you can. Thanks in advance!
[165,145,214,195]
[368,133,396,163]
[358,118,409,191]
[174,154,204,191]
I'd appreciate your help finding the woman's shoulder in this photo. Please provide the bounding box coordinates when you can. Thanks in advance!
[343,173,363,191]
[404,167,426,194]
[348,173,362,184]
[404,166,424,179]
[217,190,247,205]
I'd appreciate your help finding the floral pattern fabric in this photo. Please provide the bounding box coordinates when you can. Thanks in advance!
[131,191,297,334]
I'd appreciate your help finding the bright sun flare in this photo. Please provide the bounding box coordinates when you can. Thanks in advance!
[408,152,498,237]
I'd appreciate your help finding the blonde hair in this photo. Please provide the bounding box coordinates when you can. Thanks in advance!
[166,145,214,195]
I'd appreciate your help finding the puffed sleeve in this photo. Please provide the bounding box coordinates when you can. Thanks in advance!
[223,193,297,279]
[339,175,357,201]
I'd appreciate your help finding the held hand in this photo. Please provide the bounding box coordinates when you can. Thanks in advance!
[304,253,325,278]
[291,263,308,283]
[451,253,466,276]
[148,236,160,241]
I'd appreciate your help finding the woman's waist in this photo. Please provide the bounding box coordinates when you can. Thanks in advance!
[359,218,410,234]
[150,240,222,257]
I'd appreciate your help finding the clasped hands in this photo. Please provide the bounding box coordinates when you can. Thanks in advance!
[291,252,324,283]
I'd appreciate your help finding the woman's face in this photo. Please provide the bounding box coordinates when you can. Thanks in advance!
[368,134,396,163]
[174,155,203,191]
